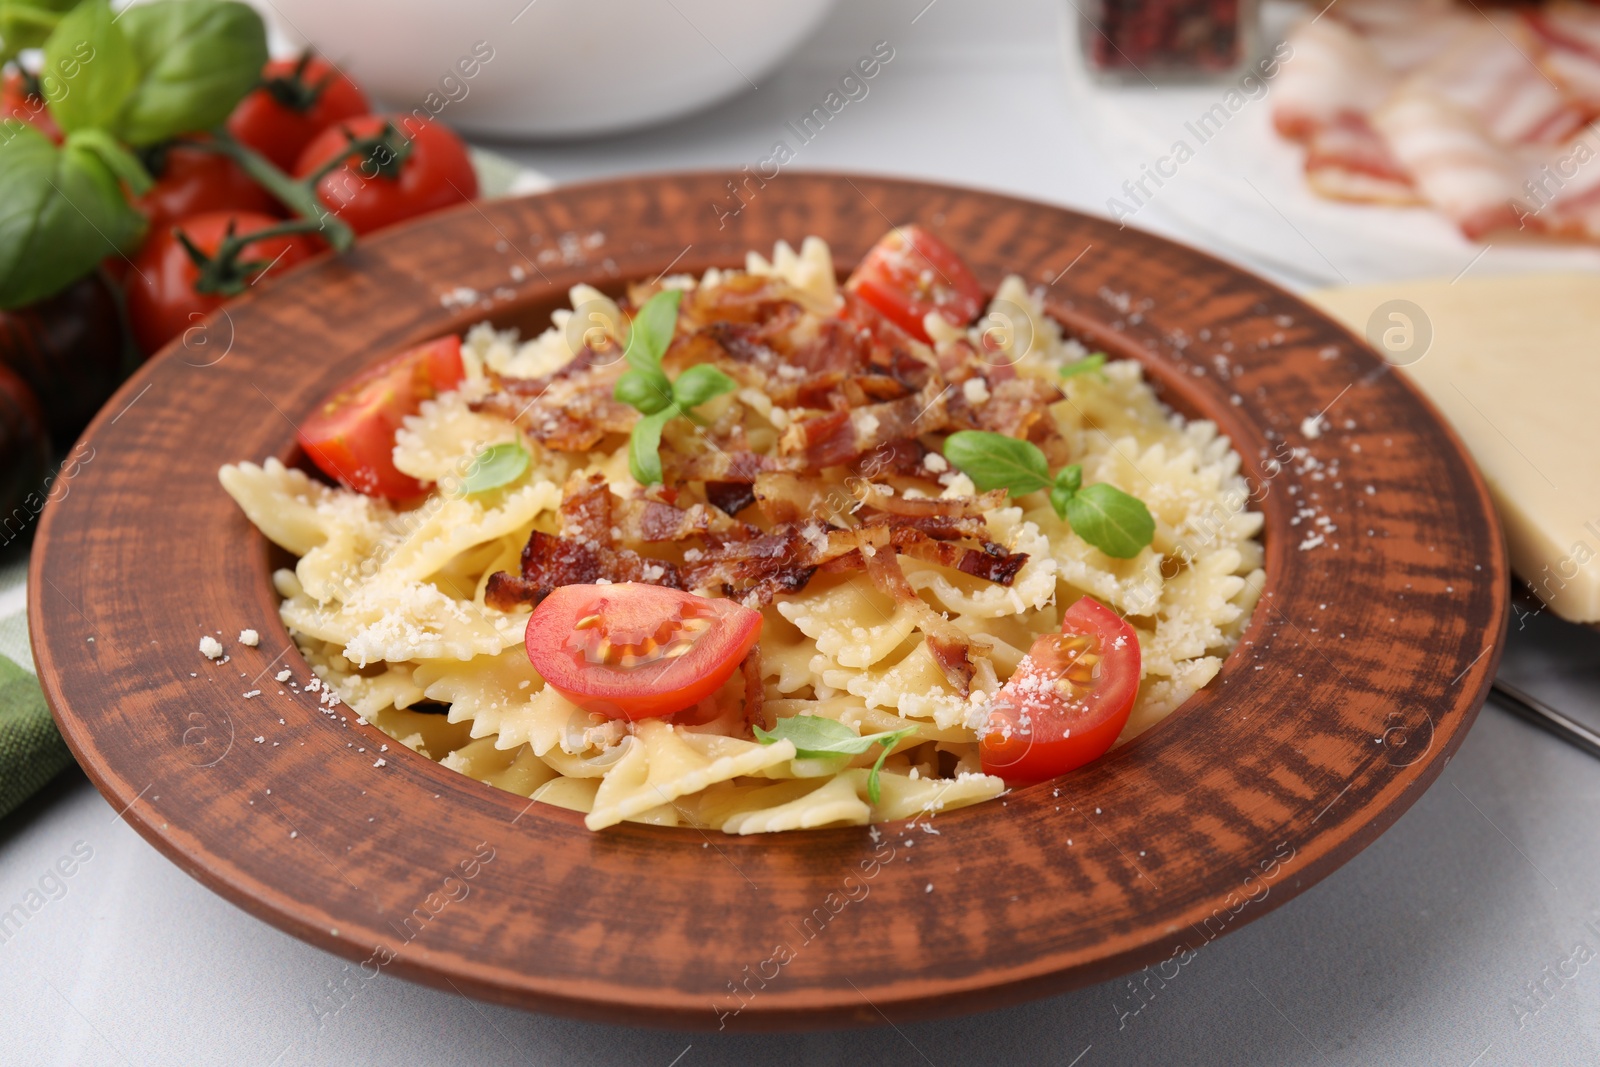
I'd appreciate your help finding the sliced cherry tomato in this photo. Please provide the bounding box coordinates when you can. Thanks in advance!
[293,113,477,236]
[524,584,763,721]
[2,68,61,142]
[297,335,466,499]
[226,52,371,171]
[134,141,283,245]
[844,224,985,344]
[980,596,1141,784]
[125,211,319,357]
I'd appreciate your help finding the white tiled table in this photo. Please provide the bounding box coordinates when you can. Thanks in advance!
[9,1,1600,1062]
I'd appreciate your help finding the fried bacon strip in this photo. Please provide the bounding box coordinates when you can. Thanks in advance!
[741,647,769,732]
[781,381,950,470]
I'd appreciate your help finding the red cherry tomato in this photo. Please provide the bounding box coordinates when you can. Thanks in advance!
[980,596,1141,784]
[134,142,282,245]
[296,335,466,499]
[845,224,985,343]
[226,53,370,171]
[2,69,60,142]
[524,583,764,721]
[125,210,319,357]
[293,113,477,236]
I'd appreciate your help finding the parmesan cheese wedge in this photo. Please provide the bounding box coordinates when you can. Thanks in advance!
[1309,274,1600,622]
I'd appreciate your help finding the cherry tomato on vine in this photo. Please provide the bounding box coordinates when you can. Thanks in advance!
[979,596,1141,784]
[293,113,477,236]
[524,583,764,721]
[226,52,370,171]
[296,335,465,499]
[845,224,985,343]
[2,68,60,142]
[125,211,319,357]
[134,142,282,244]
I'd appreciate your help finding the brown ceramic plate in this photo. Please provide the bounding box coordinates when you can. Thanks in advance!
[30,172,1507,1029]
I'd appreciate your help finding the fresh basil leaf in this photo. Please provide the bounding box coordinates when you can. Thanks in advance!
[755,715,880,757]
[1058,353,1107,380]
[65,129,151,194]
[671,363,736,411]
[462,441,529,495]
[755,716,913,806]
[627,407,674,485]
[0,0,76,64]
[0,122,143,309]
[115,0,267,145]
[624,288,681,376]
[614,367,673,414]
[1064,481,1156,559]
[41,0,137,134]
[1048,483,1074,521]
[942,430,1052,496]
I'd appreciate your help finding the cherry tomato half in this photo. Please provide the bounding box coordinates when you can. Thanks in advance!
[296,335,466,499]
[844,224,985,343]
[2,69,60,142]
[134,142,283,246]
[226,53,371,171]
[524,584,764,721]
[293,113,477,236]
[125,210,319,357]
[980,596,1141,784]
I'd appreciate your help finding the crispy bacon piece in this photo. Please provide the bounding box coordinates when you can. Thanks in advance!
[781,381,950,470]
[483,532,685,609]
[663,449,798,483]
[704,480,757,517]
[851,481,1006,519]
[741,647,769,732]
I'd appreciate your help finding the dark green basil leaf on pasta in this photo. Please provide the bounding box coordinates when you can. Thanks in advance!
[115,0,268,145]
[1064,481,1156,559]
[462,441,529,495]
[613,367,673,414]
[671,363,736,411]
[627,407,675,485]
[624,288,681,376]
[0,124,143,309]
[942,430,1053,496]
[41,0,137,134]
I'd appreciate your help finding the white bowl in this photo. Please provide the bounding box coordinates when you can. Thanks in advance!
[259,0,838,139]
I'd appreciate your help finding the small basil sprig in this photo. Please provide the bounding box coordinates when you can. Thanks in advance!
[0,0,76,65]
[612,289,736,485]
[942,429,1155,559]
[461,441,529,495]
[754,716,914,805]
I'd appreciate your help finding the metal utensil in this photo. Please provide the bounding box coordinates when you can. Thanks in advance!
[1491,679,1600,761]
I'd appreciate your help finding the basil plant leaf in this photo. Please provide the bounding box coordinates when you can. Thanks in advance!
[0,0,78,64]
[0,123,144,309]
[1058,352,1107,380]
[628,407,675,486]
[671,363,736,411]
[942,430,1053,496]
[1064,481,1156,559]
[462,441,529,495]
[624,288,681,376]
[115,0,268,145]
[614,367,673,414]
[41,0,137,134]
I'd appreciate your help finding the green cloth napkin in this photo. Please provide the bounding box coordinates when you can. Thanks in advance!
[0,554,73,820]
